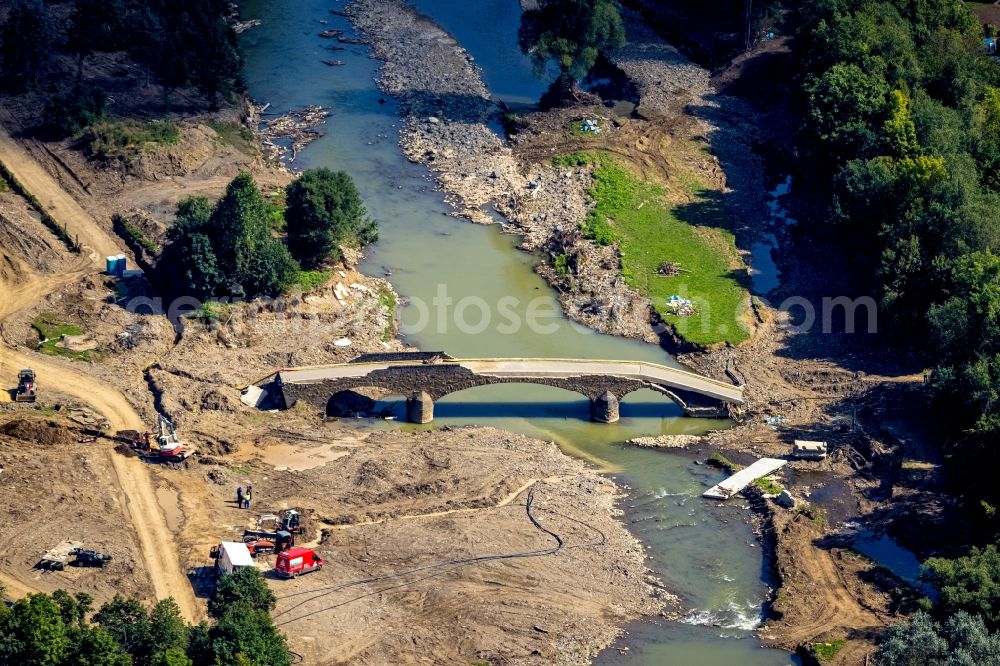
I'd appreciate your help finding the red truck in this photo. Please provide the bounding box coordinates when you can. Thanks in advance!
[274,547,323,578]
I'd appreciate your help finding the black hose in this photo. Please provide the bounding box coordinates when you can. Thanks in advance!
[272,485,606,626]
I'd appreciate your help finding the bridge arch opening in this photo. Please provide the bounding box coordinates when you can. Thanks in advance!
[326,388,395,418]
[431,383,591,421]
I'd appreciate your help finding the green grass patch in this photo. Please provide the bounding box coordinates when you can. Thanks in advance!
[795,502,829,528]
[707,452,741,473]
[552,151,750,346]
[187,301,235,326]
[377,285,397,342]
[34,404,57,417]
[295,269,331,293]
[811,639,846,662]
[81,118,180,157]
[205,120,257,155]
[31,312,99,361]
[752,476,784,495]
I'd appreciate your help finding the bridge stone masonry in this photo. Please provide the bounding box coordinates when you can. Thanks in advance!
[271,352,745,424]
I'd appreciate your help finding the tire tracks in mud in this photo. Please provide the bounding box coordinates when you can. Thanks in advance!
[0,124,199,621]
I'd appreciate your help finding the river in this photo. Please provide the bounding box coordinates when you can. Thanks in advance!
[239,1,796,663]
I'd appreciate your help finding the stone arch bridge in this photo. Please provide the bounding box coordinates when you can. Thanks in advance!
[273,352,744,424]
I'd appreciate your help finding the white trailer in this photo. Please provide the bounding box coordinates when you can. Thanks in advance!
[214,542,253,576]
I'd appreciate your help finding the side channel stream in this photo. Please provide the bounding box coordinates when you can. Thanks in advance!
[240,1,797,662]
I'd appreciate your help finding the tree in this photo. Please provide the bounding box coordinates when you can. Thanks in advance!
[875,612,1000,665]
[64,626,132,666]
[241,238,299,298]
[93,595,152,661]
[210,173,272,280]
[148,599,189,658]
[285,168,378,269]
[51,590,93,629]
[0,0,54,90]
[207,608,291,666]
[519,0,625,103]
[208,568,276,619]
[177,232,225,298]
[157,175,300,298]
[804,62,891,162]
[43,83,109,138]
[0,588,290,666]
[923,543,1000,630]
[151,647,192,666]
[0,594,69,666]
[883,89,919,157]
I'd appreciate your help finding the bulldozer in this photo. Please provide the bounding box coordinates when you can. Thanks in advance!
[15,369,36,402]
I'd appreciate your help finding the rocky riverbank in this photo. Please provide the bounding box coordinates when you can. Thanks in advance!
[344,0,657,342]
[604,8,768,248]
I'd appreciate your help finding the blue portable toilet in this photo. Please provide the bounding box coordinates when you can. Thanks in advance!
[106,256,117,275]
[115,254,127,277]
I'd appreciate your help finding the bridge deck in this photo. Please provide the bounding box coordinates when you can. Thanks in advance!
[703,458,787,500]
[277,357,744,404]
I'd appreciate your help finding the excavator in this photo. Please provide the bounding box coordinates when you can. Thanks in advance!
[117,415,195,463]
[153,415,195,462]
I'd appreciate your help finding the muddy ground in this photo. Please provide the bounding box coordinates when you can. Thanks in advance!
[0,415,154,604]
[170,424,666,665]
[0,71,664,665]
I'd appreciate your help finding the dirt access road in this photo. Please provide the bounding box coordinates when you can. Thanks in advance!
[761,511,883,664]
[0,125,199,621]
[0,128,121,262]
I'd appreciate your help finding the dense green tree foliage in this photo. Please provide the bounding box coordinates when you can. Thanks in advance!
[0,0,54,91]
[159,174,300,299]
[0,594,70,665]
[923,542,1000,630]
[160,171,378,299]
[875,611,1000,665]
[0,586,290,665]
[285,168,378,269]
[147,599,190,659]
[0,0,241,106]
[519,0,625,95]
[789,0,1000,505]
[207,567,276,619]
[204,608,290,666]
[93,595,153,658]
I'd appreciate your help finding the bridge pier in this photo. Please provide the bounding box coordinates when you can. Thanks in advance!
[406,391,434,424]
[590,390,620,424]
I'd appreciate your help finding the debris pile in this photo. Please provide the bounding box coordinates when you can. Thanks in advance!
[258,106,331,163]
[657,261,682,276]
[665,295,696,316]
[232,19,261,34]
[579,118,602,134]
